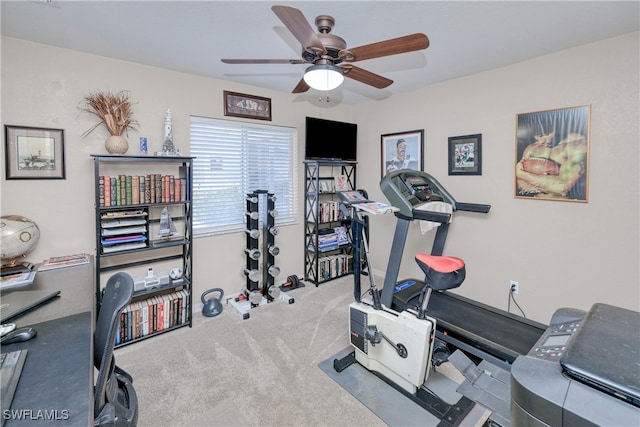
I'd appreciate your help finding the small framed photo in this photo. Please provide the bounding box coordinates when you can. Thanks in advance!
[448,133,482,175]
[223,90,272,121]
[4,125,66,180]
[381,129,424,178]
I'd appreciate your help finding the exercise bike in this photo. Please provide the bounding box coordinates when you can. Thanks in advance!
[333,192,474,424]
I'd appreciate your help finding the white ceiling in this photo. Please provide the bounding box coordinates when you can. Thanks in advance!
[2,1,639,106]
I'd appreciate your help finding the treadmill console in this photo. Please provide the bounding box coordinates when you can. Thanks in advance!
[380,169,456,218]
[401,174,443,203]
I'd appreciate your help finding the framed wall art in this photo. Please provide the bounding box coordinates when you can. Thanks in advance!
[448,133,482,175]
[381,129,424,178]
[4,125,66,180]
[223,90,272,121]
[515,104,590,202]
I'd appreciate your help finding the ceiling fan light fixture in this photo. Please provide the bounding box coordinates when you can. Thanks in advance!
[304,64,344,91]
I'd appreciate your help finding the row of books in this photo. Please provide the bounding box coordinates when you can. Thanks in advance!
[99,174,187,207]
[116,290,190,345]
[318,254,353,281]
[315,200,347,223]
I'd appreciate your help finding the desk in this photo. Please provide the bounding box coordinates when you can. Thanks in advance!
[10,260,95,327]
[2,312,93,426]
[1,260,94,426]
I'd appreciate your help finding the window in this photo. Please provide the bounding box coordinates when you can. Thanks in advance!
[190,116,298,237]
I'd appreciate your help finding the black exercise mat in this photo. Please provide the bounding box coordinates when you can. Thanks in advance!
[318,347,489,426]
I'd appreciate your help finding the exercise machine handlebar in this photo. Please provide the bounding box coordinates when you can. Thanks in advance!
[411,209,451,223]
[455,202,491,213]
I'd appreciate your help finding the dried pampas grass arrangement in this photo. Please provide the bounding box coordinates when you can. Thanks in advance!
[80,90,139,138]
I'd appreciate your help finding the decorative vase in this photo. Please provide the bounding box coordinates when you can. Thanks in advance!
[105,135,129,154]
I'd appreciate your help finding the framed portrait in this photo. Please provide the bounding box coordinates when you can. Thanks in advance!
[381,129,424,178]
[4,125,66,180]
[515,105,590,202]
[223,90,272,121]
[448,134,482,175]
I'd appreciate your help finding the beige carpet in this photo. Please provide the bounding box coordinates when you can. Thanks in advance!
[114,276,474,427]
[114,277,387,426]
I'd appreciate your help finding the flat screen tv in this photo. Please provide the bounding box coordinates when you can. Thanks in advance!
[305,117,357,161]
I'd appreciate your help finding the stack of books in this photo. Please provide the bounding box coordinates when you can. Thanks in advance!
[309,226,349,252]
[100,210,148,253]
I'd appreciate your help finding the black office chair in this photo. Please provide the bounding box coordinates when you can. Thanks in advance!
[94,272,139,427]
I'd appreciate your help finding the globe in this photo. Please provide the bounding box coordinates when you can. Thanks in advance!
[0,215,40,264]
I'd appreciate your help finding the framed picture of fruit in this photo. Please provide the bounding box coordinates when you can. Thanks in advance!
[515,105,590,202]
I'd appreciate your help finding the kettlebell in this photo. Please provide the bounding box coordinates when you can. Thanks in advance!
[201,288,224,317]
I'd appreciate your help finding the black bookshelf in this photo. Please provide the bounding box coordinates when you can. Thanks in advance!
[92,154,193,347]
[304,160,356,285]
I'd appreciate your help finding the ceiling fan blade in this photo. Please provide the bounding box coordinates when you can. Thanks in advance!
[339,33,429,62]
[272,5,326,55]
[221,58,308,64]
[292,78,310,93]
[341,65,393,89]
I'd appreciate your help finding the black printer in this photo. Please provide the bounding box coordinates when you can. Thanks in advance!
[511,303,640,426]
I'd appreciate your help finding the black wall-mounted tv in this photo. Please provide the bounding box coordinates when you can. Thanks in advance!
[305,116,357,161]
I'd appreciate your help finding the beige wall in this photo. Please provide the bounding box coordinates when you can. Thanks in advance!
[0,37,353,304]
[2,32,638,324]
[355,32,639,323]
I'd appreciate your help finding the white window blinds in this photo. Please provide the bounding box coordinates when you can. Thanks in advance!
[190,116,297,237]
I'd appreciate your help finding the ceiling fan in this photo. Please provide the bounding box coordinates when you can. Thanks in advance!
[221,5,430,93]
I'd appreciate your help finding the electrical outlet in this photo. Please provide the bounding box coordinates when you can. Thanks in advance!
[510,280,519,294]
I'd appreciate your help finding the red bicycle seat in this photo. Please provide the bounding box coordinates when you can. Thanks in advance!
[415,253,464,273]
[415,253,466,291]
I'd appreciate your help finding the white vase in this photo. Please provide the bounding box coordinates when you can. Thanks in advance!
[105,135,129,154]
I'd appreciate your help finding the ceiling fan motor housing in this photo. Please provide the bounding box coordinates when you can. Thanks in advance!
[302,16,347,63]
[303,34,346,62]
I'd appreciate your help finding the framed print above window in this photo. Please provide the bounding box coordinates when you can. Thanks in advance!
[515,105,590,202]
[223,90,272,121]
[448,134,482,175]
[381,129,424,178]
[5,125,66,180]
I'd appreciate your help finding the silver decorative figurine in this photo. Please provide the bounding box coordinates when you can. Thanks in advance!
[159,109,180,156]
